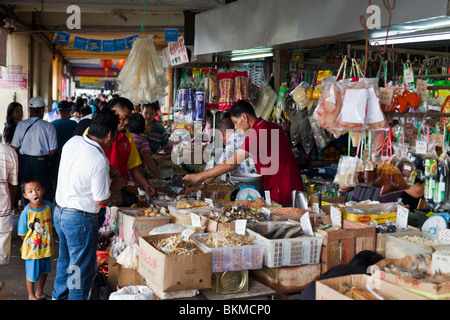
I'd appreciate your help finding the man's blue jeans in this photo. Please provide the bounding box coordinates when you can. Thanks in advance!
[52,206,99,300]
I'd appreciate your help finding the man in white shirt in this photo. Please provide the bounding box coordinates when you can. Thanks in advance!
[0,142,18,265]
[52,109,125,300]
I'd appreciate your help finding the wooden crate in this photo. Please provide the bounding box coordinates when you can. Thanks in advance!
[314,216,376,273]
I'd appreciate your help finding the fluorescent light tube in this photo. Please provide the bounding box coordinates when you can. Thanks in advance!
[231,53,273,61]
[370,33,450,46]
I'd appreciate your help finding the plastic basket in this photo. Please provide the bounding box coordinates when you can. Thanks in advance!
[247,221,324,268]
[191,233,264,273]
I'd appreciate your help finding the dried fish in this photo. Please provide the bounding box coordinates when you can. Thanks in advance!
[209,205,266,223]
[202,229,255,248]
[264,224,304,239]
[151,234,200,255]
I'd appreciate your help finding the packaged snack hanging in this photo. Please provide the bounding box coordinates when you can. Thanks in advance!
[218,70,235,111]
[311,76,344,135]
[274,81,288,121]
[333,155,361,187]
[234,69,249,102]
[206,68,220,109]
[363,78,388,131]
[433,157,448,209]
[117,36,168,104]
[255,81,278,120]
[335,79,368,131]
[372,129,409,196]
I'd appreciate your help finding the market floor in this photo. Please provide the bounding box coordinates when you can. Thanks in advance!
[0,212,58,300]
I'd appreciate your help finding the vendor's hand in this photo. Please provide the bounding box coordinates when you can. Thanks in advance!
[125,184,139,195]
[144,184,157,198]
[111,176,126,193]
[185,183,204,195]
[182,173,201,187]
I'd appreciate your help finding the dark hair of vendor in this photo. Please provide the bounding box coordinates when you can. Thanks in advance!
[229,100,256,118]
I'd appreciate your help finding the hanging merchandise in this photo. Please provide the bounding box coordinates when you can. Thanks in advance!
[255,82,278,120]
[205,68,220,110]
[309,112,334,151]
[218,70,235,111]
[234,69,249,102]
[311,76,344,136]
[333,155,361,187]
[335,79,369,132]
[274,81,288,122]
[372,129,409,196]
[195,79,207,122]
[117,36,168,104]
[434,156,448,209]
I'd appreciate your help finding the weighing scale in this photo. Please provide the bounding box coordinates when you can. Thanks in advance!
[231,185,262,201]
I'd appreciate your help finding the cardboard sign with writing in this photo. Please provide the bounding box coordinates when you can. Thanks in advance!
[379,88,394,105]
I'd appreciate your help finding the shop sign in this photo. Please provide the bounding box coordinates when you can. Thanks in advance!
[167,36,189,66]
[164,28,178,42]
[80,77,99,84]
[0,68,28,89]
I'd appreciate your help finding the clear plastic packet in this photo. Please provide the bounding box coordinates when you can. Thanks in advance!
[357,149,376,185]
[309,108,334,150]
[335,79,368,131]
[363,78,388,131]
[372,159,410,196]
[311,76,344,134]
[290,81,310,106]
[255,82,278,120]
[333,156,361,187]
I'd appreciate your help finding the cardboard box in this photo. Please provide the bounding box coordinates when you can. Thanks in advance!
[334,202,397,224]
[316,274,427,300]
[108,249,144,289]
[138,234,212,292]
[370,266,450,300]
[118,208,171,246]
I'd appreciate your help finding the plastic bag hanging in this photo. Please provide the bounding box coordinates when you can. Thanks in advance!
[117,36,168,104]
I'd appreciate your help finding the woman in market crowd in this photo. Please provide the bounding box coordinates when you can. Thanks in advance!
[183,100,304,206]
[299,250,383,300]
[52,109,125,300]
[126,112,161,179]
[140,101,171,155]
[3,102,23,146]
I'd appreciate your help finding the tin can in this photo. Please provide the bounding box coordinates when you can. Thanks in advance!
[212,270,249,295]
[195,91,206,121]
[177,88,187,112]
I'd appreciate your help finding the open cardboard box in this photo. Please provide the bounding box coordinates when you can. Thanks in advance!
[118,208,170,246]
[316,274,427,300]
[138,233,212,292]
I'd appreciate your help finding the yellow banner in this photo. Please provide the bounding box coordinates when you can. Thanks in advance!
[80,77,99,83]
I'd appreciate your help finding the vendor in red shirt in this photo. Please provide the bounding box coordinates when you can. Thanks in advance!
[183,100,303,206]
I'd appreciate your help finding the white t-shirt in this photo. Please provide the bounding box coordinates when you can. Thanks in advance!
[55,135,111,213]
[0,143,19,233]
